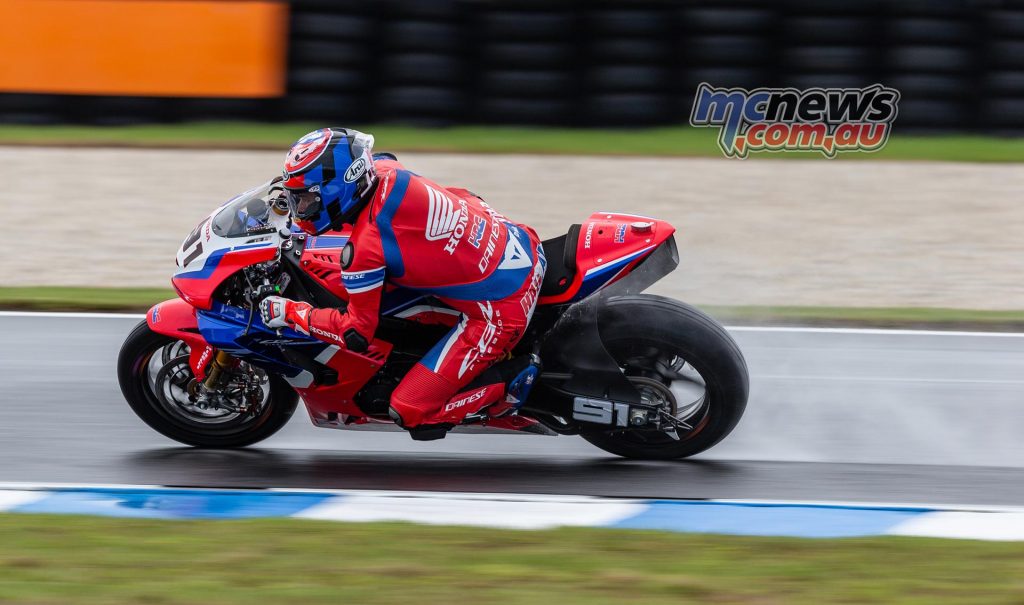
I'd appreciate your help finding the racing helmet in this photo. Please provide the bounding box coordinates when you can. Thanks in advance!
[282,127,377,235]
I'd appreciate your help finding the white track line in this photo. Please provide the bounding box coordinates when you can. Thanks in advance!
[727,325,1024,338]
[1,483,1021,515]
[753,374,1024,385]
[716,498,1024,514]
[1,310,1022,338]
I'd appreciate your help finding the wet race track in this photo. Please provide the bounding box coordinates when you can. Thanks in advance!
[3,313,1024,506]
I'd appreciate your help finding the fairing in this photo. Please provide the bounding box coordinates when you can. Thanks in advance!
[538,211,675,305]
[172,182,287,310]
[146,298,214,380]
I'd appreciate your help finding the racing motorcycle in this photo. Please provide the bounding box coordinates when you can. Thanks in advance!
[117,179,749,459]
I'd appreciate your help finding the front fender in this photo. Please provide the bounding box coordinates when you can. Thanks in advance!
[147,298,215,380]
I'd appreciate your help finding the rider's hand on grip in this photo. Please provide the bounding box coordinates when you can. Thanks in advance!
[259,296,312,335]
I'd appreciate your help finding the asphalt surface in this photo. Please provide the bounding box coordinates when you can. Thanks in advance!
[3,313,1024,505]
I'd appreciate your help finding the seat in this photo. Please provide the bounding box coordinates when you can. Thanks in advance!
[539,224,581,297]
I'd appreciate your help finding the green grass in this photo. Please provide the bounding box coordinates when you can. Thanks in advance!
[706,305,1024,330]
[1,515,1023,604]
[2,286,1023,329]
[1,122,1022,162]
[0,286,174,311]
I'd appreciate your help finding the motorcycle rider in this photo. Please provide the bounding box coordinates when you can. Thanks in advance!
[260,128,545,440]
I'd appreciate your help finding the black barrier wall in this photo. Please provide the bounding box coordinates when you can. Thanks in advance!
[3,0,1023,133]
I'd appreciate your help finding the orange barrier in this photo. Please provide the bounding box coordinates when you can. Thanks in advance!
[0,0,287,97]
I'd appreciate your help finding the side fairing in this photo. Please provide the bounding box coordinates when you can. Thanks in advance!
[193,300,393,421]
[172,214,282,310]
[298,232,351,300]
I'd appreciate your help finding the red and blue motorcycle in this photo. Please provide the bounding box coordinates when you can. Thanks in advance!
[117,180,748,459]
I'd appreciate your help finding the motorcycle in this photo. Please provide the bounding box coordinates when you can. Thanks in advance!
[117,179,749,459]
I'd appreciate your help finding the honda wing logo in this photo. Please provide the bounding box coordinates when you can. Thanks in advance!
[425,186,463,241]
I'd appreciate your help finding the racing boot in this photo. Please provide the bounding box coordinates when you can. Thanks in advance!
[388,381,505,440]
[388,406,454,441]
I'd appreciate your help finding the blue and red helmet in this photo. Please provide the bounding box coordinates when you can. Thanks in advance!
[282,127,376,235]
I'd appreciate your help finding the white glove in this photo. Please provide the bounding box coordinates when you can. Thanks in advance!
[259,296,312,333]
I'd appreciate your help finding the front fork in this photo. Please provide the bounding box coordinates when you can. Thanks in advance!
[194,350,238,395]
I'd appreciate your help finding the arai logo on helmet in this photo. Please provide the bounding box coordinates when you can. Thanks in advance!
[344,157,367,183]
[284,129,333,174]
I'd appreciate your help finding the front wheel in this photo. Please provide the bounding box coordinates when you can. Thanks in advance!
[580,295,749,460]
[117,321,298,448]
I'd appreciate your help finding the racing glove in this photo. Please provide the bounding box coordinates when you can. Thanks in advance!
[259,296,313,334]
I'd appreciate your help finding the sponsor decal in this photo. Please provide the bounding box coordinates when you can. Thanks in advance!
[458,302,503,379]
[468,215,486,249]
[425,186,459,240]
[196,345,213,370]
[469,201,512,273]
[477,211,505,273]
[614,223,626,243]
[285,128,333,174]
[378,171,391,204]
[584,222,594,249]
[445,199,469,254]
[310,324,342,343]
[497,227,531,271]
[343,157,367,183]
[261,338,312,345]
[690,82,900,159]
[444,388,488,413]
[150,306,161,323]
[519,256,544,319]
[341,266,387,294]
[479,201,506,222]
[425,186,469,255]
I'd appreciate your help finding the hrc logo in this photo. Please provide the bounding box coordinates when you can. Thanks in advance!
[614,223,627,243]
[468,215,487,248]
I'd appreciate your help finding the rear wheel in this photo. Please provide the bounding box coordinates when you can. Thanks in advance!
[580,295,749,459]
[117,321,298,447]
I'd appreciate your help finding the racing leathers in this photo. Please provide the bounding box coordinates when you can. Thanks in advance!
[289,158,546,429]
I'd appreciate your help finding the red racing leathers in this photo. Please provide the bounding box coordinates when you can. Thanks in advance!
[305,159,546,427]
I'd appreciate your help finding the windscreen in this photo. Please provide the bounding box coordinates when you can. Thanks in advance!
[211,181,282,238]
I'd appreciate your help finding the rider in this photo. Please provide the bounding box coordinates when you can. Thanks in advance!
[260,128,545,440]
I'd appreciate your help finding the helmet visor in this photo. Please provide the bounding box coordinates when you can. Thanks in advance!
[285,188,322,220]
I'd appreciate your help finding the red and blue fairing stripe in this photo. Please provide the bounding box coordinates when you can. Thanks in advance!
[573,245,656,300]
[176,244,275,280]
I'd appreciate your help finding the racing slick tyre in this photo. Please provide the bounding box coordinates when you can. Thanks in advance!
[581,295,749,460]
[117,321,298,448]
